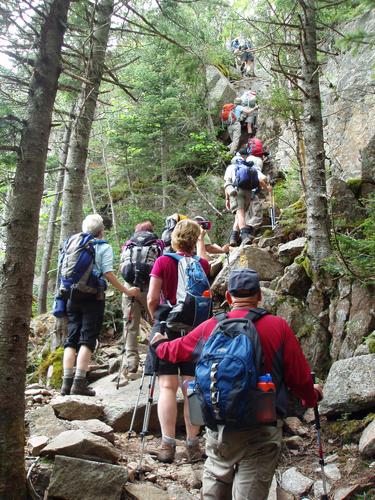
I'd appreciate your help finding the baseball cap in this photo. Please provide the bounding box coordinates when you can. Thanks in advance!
[228,268,260,295]
[234,97,242,104]
[194,215,205,223]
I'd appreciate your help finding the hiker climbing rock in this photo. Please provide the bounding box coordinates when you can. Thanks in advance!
[151,268,323,500]
[58,214,140,397]
[224,149,270,246]
[194,215,230,257]
[120,220,164,373]
[240,89,258,136]
[221,98,256,155]
[231,36,256,77]
[146,219,211,464]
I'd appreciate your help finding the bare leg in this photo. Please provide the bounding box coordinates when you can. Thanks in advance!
[76,345,92,372]
[63,347,77,370]
[237,208,246,230]
[158,374,179,438]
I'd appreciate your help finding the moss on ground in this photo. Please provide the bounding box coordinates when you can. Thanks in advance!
[37,347,64,388]
[326,413,375,444]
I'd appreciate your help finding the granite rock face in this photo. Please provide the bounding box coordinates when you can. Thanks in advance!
[319,354,375,416]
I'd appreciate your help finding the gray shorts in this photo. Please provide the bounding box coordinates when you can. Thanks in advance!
[226,187,251,213]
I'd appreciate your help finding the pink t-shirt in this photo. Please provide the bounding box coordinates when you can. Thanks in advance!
[150,253,210,304]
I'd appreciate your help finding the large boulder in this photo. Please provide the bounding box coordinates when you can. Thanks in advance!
[328,278,352,361]
[326,177,364,223]
[319,354,375,417]
[26,404,71,439]
[51,396,104,421]
[47,456,127,500]
[339,282,375,359]
[211,246,284,297]
[277,237,306,265]
[320,10,375,181]
[276,297,330,376]
[40,430,120,463]
[206,65,237,114]
[276,263,311,299]
[93,375,184,433]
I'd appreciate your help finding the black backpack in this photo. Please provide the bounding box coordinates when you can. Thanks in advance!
[120,231,162,288]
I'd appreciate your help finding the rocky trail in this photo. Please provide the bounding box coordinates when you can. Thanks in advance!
[26,237,375,500]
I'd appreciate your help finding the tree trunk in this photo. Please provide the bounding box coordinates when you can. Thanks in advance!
[160,129,168,213]
[299,0,331,272]
[37,116,73,314]
[0,1,69,497]
[60,0,114,241]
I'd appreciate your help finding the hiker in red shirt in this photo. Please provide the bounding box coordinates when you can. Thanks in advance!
[147,219,211,464]
[151,268,323,500]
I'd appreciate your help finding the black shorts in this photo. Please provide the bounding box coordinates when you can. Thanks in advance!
[145,320,196,377]
[65,298,105,352]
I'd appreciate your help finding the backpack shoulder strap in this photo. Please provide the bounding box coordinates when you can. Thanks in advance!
[245,307,268,323]
[164,252,182,262]
[244,308,268,374]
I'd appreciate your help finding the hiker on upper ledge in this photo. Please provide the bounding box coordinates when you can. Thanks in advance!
[224,148,270,246]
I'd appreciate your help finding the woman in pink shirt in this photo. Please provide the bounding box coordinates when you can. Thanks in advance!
[147,219,210,464]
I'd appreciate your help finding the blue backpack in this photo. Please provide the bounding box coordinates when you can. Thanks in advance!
[57,232,107,301]
[233,159,259,191]
[194,308,275,430]
[164,253,212,332]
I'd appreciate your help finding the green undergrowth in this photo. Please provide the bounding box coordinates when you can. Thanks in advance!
[323,194,375,285]
[278,197,306,236]
[364,331,375,354]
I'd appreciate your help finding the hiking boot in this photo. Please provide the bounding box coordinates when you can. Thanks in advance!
[156,442,176,463]
[127,360,138,374]
[240,226,254,246]
[70,377,96,397]
[229,230,240,247]
[186,441,204,463]
[60,377,73,396]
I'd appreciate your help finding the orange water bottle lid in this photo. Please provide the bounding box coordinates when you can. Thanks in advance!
[202,290,212,297]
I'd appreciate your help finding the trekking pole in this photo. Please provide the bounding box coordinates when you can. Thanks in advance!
[116,297,134,390]
[312,373,329,500]
[135,321,166,479]
[127,364,147,440]
[269,183,277,230]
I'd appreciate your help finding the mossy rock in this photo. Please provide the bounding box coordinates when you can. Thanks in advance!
[37,347,64,388]
[326,413,375,444]
[346,178,363,197]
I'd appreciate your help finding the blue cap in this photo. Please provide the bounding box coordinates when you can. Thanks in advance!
[228,268,260,295]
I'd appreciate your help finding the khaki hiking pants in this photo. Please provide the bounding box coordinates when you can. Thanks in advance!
[228,121,242,155]
[122,286,148,370]
[245,192,263,230]
[202,420,283,500]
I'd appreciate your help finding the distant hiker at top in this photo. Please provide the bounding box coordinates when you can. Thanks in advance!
[231,36,255,77]
[58,214,139,397]
[221,98,257,155]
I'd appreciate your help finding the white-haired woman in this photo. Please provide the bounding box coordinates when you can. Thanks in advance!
[61,214,139,396]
